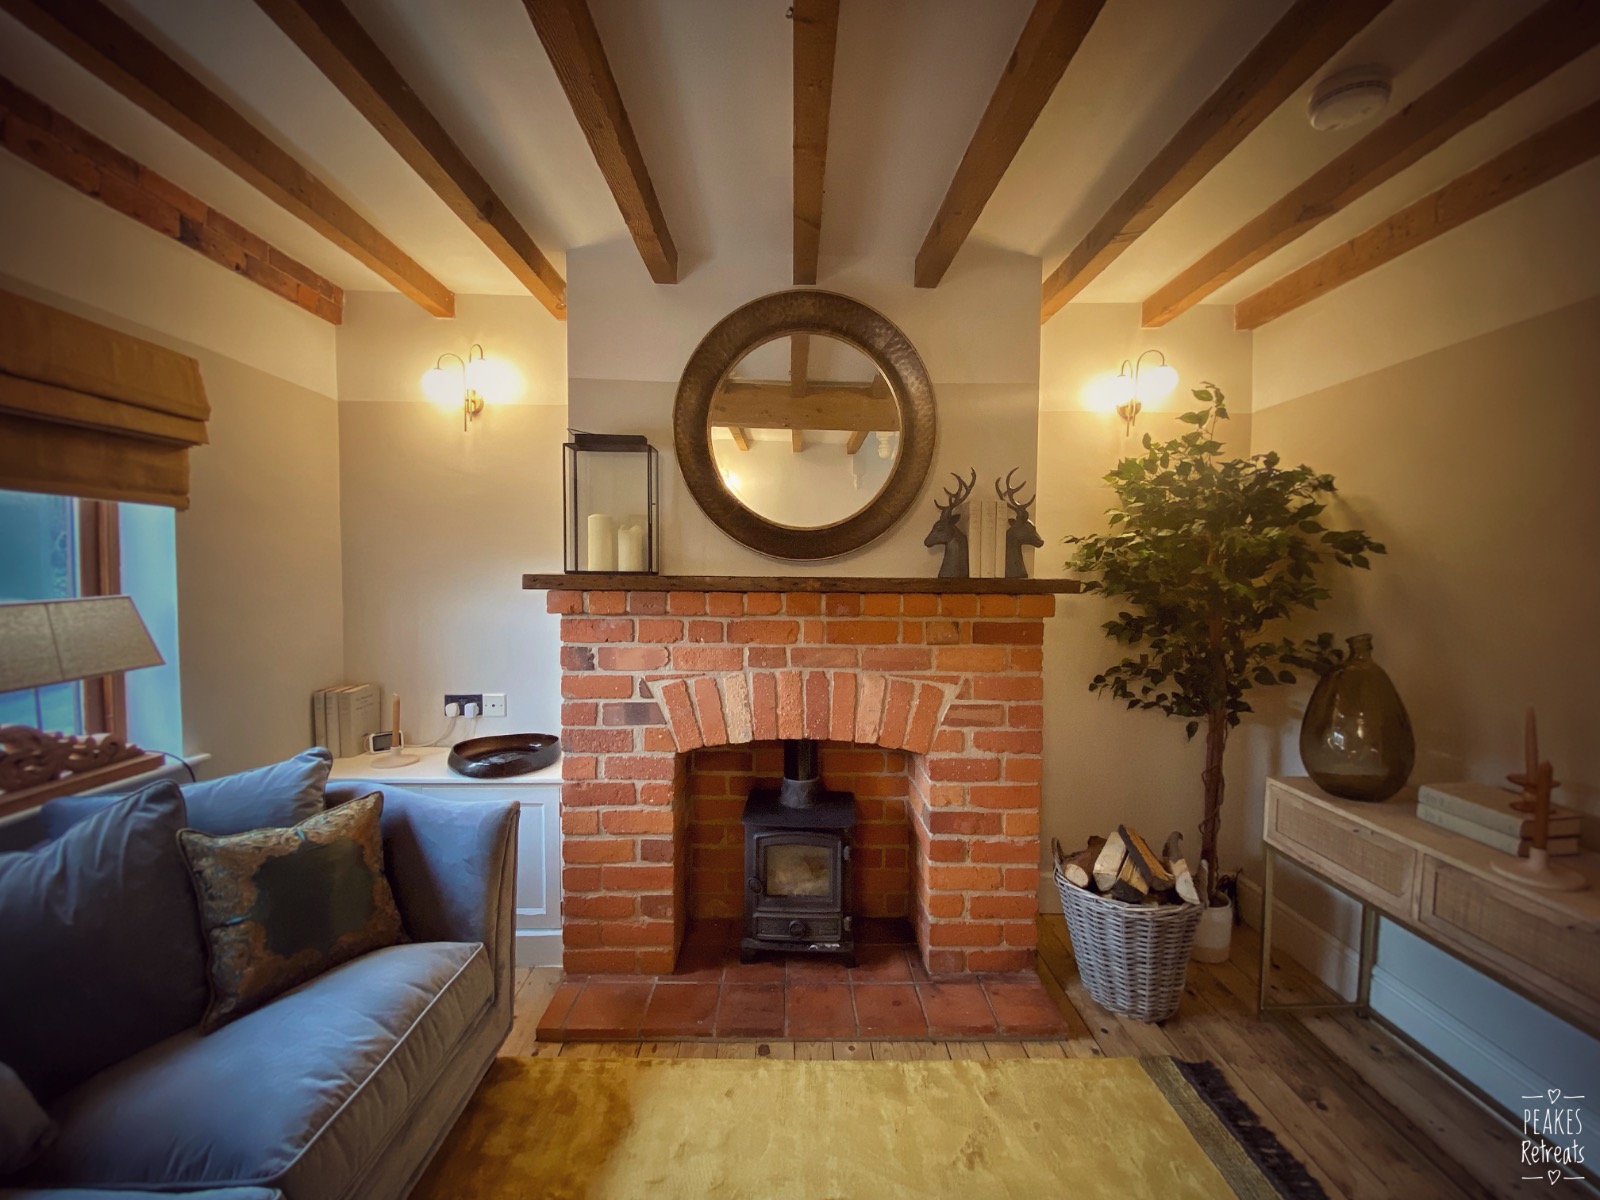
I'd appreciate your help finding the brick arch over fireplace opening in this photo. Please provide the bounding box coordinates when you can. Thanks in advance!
[550,586,1051,977]
[646,670,955,755]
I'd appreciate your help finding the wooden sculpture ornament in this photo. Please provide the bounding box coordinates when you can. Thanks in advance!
[1491,708,1586,893]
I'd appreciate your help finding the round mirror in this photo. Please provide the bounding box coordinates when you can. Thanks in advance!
[709,333,900,527]
[675,291,935,560]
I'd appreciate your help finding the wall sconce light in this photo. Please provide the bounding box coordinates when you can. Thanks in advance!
[421,343,496,431]
[1110,349,1179,435]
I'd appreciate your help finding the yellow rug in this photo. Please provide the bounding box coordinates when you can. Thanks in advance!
[413,1056,1316,1199]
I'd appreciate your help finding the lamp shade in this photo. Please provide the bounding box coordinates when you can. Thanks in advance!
[0,596,164,693]
[1136,362,1179,402]
[420,365,463,407]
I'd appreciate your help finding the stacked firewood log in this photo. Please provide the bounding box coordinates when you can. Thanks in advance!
[1055,826,1203,906]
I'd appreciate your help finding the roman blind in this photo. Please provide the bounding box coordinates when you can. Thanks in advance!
[0,287,209,509]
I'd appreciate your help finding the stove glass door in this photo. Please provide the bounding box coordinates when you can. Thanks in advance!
[765,841,831,897]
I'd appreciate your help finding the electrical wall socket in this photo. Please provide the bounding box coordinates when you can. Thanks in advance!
[444,693,482,715]
[483,693,507,717]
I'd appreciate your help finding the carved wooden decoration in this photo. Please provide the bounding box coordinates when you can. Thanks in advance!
[0,725,163,818]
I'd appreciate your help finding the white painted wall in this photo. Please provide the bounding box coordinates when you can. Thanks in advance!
[1036,304,1255,897]
[1242,164,1600,1127]
[335,293,568,743]
[0,158,343,776]
[566,240,1042,575]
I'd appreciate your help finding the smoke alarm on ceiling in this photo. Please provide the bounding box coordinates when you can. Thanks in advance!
[1307,66,1392,131]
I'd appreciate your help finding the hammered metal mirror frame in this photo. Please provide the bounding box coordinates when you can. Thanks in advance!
[673,290,936,560]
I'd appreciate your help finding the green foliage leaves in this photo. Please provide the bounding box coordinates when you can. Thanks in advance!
[1064,384,1385,733]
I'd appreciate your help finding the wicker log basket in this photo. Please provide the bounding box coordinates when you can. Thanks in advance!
[1053,843,1203,1023]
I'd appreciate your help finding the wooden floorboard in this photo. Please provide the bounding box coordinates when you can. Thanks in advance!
[503,922,1557,1197]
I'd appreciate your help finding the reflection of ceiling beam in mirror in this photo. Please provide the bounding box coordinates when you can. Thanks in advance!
[869,375,889,399]
[729,427,752,451]
[712,383,897,432]
[790,334,810,398]
[845,430,869,455]
[793,0,839,285]
[792,430,805,453]
[914,0,1106,289]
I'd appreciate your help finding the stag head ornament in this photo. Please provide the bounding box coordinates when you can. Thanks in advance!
[997,468,1042,579]
[924,468,976,579]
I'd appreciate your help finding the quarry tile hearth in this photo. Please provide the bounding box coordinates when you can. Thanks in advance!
[535,920,1074,1041]
[548,585,1054,979]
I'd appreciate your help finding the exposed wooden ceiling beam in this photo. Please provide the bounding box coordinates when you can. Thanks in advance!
[845,430,869,455]
[255,0,565,319]
[0,74,343,323]
[525,0,676,284]
[0,0,453,316]
[1039,0,1392,323]
[790,334,810,397]
[791,430,804,454]
[729,427,751,452]
[1140,0,1600,328]
[792,0,839,285]
[1235,99,1600,330]
[712,383,896,433]
[914,0,1105,289]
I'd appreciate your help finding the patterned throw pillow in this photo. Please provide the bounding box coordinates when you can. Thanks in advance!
[177,791,406,1031]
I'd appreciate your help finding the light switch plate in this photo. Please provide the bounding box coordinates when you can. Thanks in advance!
[482,692,507,717]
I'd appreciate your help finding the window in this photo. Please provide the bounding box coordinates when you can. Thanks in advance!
[0,489,179,749]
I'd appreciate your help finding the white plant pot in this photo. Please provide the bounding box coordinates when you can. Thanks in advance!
[1191,898,1234,964]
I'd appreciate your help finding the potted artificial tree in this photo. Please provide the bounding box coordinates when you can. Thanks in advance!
[1066,384,1383,960]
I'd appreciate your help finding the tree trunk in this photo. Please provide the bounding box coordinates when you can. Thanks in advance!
[1198,706,1229,905]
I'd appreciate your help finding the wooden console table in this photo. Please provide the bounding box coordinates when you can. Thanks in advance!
[1260,776,1600,1039]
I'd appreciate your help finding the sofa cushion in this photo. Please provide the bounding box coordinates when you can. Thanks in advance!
[0,1062,53,1174]
[0,783,207,1103]
[43,748,333,840]
[178,792,407,1031]
[30,941,491,1199]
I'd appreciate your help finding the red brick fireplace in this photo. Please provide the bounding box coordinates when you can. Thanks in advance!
[545,583,1055,978]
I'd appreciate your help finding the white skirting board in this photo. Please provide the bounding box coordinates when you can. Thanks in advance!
[1235,875,1600,1130]
[516,929,564,969]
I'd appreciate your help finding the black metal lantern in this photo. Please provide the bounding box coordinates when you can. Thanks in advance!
[562,432,659,575]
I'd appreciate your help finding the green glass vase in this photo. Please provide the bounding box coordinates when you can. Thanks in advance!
[1298,634,1415,802]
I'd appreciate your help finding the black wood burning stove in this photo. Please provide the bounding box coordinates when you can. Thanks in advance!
[739,739,857,964]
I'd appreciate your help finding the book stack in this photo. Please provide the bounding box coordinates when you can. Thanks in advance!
[311,683,382,759]
[967,498,1007,578]
[1417,781,1581,857]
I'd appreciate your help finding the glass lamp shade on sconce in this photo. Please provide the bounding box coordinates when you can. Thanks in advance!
[1110,351,1179,435]
[421,344,503,431]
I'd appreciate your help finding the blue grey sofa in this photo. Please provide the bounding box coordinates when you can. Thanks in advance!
[1,782,517,1200]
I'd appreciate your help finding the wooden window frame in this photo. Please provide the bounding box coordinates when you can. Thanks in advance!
[75,498,126,739]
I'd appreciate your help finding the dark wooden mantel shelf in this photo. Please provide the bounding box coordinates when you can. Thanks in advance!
[522,573,1082,594]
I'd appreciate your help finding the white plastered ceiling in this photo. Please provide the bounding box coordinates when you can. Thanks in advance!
[0,0,1594,311]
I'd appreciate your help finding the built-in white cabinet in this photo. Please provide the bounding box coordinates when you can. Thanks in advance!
[331,747,562,967]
